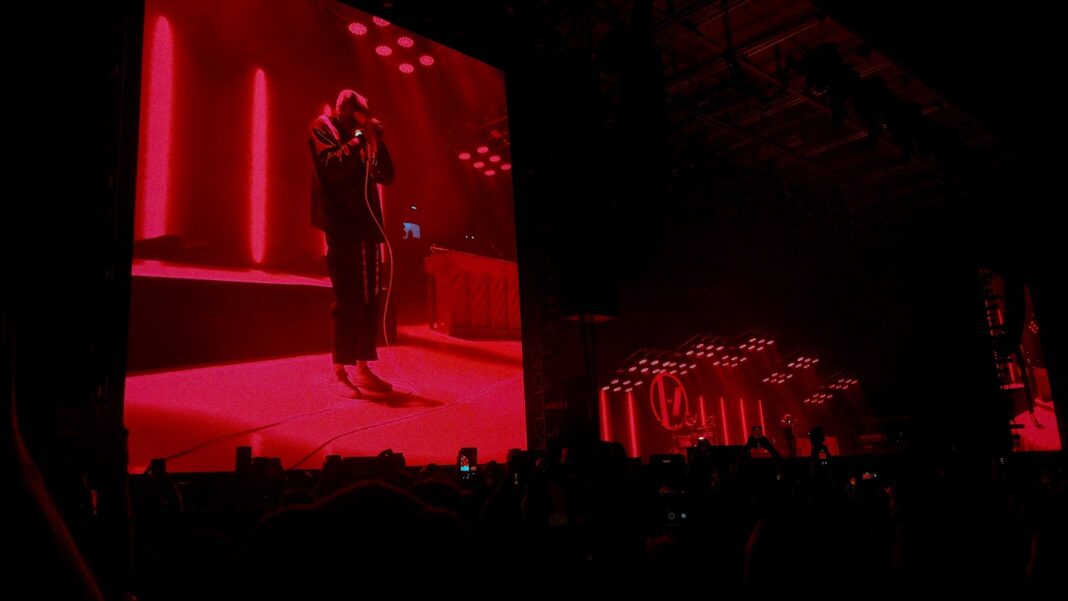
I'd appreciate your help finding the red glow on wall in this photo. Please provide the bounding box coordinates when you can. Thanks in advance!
[250,68,268,264]
[473,161,485,169]
[375,45,392,56]
[419,54,435,67]
[698,395,707,430]
[739,397,748,442]
[399,63,415,74]
[372,16,390,27]
[489,155,501,163]
[599,388,613,442]
[484,169,496,176]
[720,396,729,445]
[500,163,512,171]
[397,36,414,48]
[458,152,471,160]
[626,390,641,458]
[140,15,174,240]
[348,22,367,36]
[758,398,766,434]
[476,145,489,154]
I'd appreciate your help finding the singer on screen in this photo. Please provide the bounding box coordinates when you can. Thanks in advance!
[308,89,396,398]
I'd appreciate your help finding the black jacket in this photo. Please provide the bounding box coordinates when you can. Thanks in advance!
[308,115,395,241]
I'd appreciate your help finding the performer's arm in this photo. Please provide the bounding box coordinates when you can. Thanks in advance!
[310,119,362,182]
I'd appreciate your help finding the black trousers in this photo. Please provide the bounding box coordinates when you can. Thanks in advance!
[325,234,381,363]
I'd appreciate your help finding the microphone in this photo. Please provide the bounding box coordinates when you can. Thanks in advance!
[353,129,377,164]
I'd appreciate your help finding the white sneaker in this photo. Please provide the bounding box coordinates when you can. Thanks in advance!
[330,374,363,399]
[351,365,394,396]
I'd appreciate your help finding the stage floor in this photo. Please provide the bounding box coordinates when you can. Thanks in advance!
[124,325,525,472]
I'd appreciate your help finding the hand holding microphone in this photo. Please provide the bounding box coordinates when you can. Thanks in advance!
[353,123,380,163]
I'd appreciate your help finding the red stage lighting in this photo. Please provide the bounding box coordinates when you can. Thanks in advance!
[250,69,268,264]
[397,36,414,48]
[399,63,415,74]
[419,55,435,66]
[458,152,471,160]
[348,22,368,35]
[476,145,489,154]
[372,16,390,26]
[140,16,174,240]
[375,45,392,56]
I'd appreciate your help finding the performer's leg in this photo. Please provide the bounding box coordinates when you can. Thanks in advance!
[350,242,393,394]
[352,241,380,362]
[326,235,364,396]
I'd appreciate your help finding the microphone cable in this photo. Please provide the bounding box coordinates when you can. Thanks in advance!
[362,145,422,397]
